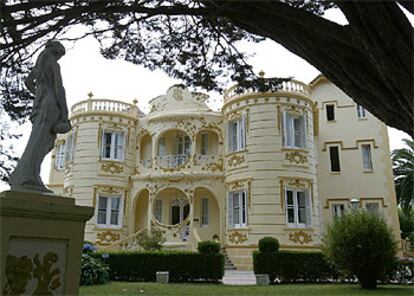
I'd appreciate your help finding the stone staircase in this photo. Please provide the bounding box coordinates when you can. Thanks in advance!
[221,249,237,270]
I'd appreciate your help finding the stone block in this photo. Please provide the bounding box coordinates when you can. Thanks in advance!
[0,190,94,296]
[256,274,270,285]
[156,271,169,284]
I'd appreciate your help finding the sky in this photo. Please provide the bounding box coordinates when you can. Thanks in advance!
[0,8,411,191]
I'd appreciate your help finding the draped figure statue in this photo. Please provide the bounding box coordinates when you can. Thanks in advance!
[9,40,71,193]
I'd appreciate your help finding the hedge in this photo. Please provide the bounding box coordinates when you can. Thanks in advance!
[253,251,339,283]
[94,251,224,282]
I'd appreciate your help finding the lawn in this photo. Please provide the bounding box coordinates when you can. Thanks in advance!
[80,282,413,296]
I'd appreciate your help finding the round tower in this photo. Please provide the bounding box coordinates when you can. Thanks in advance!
[63,93,141,245]
[222,77,321,270]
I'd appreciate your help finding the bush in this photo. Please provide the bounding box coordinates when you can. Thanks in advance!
[398,209,414,239]
[198,241,221,254]
[136,228,166,251]
[80,253,109,286]
[258,237,279,253]
[95,250,224,282]
[323,211,397,289]
[253,251,338,283]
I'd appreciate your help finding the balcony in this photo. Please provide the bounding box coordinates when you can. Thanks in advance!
[224,79,310,103]
[70,97,139,117]
[155,154,190,169]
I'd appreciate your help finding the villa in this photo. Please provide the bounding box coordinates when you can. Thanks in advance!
[48,75,401,270]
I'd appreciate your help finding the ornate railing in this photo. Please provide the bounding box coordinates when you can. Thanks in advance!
[155,154,189,168]
[224,79,310,102]
[194,154,217,165]
[101,228,147,251]
[71,98,138,117]
[140,158,152,168]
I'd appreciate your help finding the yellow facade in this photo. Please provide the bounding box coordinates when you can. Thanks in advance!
[48,77,401,270]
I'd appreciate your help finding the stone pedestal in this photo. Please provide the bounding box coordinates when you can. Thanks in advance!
[0,191,94,296]
[256,274,270,285]
[156,271,169,284]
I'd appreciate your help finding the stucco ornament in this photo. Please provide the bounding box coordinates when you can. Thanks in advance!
[8,40,71,193]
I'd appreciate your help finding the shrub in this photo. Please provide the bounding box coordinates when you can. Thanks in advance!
[198,241,221,254]
[136,228,166,251]
[253,251,338,283]
[258,237,279,253]
[323,211,397,289]
[80,253,109,286]
[94,250,224,282]
[398,209,414,239]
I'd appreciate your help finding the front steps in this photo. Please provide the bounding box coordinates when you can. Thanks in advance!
[221,249,237,270]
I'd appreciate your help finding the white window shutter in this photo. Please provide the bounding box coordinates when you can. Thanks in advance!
[227,193,233,228]
[118,132,125,161]
[305,190,312,226]
[240,115,246,149]
[226,122,230,152]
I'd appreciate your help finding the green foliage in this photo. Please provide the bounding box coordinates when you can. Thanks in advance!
[197,241,221,254]
[95,250,224,282]
[136,228,166,251]
[323,211,398,289]
[253,251,338,283]
[392,138,414,216]
[258,237,280,253]
[80,253,109,286]
[398,209,414,239]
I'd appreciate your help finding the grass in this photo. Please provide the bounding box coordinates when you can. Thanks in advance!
[80,282,413,296]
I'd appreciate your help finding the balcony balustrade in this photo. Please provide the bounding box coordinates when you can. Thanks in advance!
[140,158,152,168]
[71,98,139,117]
[194,154,217,165]
[155,154,190,168]
[224,79,310,102]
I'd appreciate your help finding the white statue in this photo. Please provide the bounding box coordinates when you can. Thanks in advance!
[8,40,71,193]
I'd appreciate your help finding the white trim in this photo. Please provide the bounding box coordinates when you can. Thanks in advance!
[101,130,125,161]
[96,194,124,229]
[285,188,311,228]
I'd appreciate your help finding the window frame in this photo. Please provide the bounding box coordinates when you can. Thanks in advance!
[227,116,246,153]
[283,111,306,149]
[101,130,125,161]
[331,203,346,219]
[361,144,373,172]
[55,141,66,170]
[201,133,209,155]
[285,188,311,228]
[329,145,341,173]
[357,104,367,119]
[154,198,163,223]
[64,130,76,163]
[325,104,335,122]
[96,194,123,228]
[227,190,248,229]
[364,201,380,215]
[200,197,209,227]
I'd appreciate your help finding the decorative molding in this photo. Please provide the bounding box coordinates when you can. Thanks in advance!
[228,180,247,191]
[289,230,313,244]
[101,162,124,174]
[312,102,319,136]
[228,230,248,244]
[202,158,223,173]
[321,139,379,151]
[227,153,246,168]
[285,150,308,164]
[96,230,121,245]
